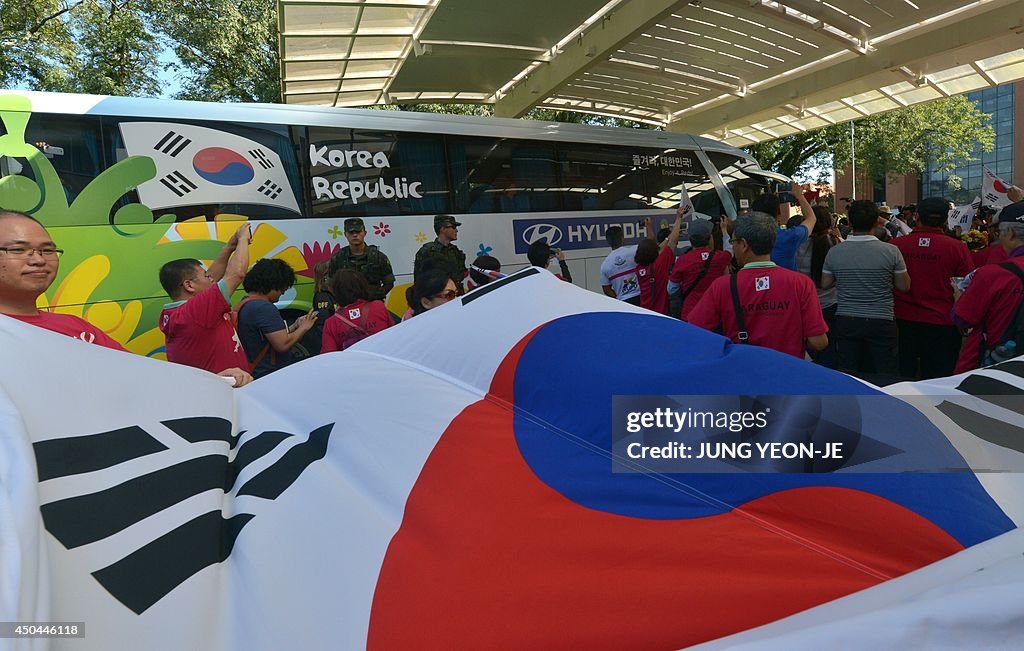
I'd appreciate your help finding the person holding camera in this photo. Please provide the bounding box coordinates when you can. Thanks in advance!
[527,238,572,283]
[632,212,683,315]
[158,223,255,387]
[751,182,817,271]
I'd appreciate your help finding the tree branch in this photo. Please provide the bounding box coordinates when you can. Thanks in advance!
[26,0,89,36]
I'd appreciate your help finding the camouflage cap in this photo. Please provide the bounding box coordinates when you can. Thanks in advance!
[344,217,365,232]
[433,214,462,232]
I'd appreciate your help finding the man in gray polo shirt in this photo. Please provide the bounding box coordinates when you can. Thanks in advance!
[821,200,910,382]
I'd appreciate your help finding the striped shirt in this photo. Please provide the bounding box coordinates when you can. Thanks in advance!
[822,235,907,320]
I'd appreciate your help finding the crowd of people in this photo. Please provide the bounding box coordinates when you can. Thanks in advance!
[0,208,533,388]
[596,184,1024,385]
[4,182,1024,388]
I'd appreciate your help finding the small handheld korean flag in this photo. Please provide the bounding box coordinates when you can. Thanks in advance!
[679,184,696,235]
[679,184,694,218]
[119,122,301,214]
[982,167,1014,208]
[947,197,980,231]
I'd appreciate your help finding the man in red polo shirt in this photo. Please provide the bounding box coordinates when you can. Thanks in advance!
[953,201,1024,373]
[892,197,975,379]
[1,210,126,350]
[669,218,731,320]
[688,213,827,358]
[158,224,254,385]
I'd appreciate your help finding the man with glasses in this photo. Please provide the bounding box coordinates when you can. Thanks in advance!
[157,224,254,386]
[0,209,123,349]
[688,212,828,359]
[415,214,467,293]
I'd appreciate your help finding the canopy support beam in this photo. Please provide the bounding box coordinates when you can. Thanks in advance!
[493,0,679,118]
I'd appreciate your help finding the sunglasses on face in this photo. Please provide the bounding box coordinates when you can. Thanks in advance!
[431,289,458,300]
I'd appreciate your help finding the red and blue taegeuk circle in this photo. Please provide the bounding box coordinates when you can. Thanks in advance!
[191,147,254,185]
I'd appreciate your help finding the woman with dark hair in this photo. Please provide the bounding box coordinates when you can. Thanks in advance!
[634,211,682,314]
[467,255,503,290]
[796,204,841,367]
[235,258,318,377]
[321,269,393,353]
[403,268,458,321]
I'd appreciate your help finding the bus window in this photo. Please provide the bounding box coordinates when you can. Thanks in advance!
[555,143,647,211]
[308,128,449,218]
[1,114,104,208]
[446,136,559,214]
[706,150,773,213]
[640,148,723,217]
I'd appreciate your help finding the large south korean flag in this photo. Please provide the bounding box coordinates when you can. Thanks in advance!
[119,122,300,214]
[3,270,1024,649]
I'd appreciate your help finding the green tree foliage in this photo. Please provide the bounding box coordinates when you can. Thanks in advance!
[1,0,279,101]
[745,96,994,183]
[67,0,161,96]
[144,0,280,103]
[0,0,79,89]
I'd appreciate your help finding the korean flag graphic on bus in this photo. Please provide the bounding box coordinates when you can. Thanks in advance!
[119,122,300,214]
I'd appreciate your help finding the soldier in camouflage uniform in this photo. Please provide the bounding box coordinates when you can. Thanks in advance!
[326,218,395,301]
[414,214,467,293]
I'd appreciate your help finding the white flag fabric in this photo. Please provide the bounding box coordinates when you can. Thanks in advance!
[679,184,694,217]
[982,167,1014,208]
[2,270,1023,649]
[947,196,980,230]
[119,122,301,214]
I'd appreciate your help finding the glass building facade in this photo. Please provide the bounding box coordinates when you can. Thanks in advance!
[920,83,1015,204]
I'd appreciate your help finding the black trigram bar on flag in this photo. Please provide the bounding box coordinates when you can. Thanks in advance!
[35,418,334,614]
[258,180,283,199]
[153,131,193,157]
[985,192,1000,204]
[249,148,274,170]
[159,171,198,197]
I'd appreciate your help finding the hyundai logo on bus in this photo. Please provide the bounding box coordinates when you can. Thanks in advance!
[513,216,654,254]
[309,145,424,204]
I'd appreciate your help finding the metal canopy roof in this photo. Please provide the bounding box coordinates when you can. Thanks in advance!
[278,0,1024,146]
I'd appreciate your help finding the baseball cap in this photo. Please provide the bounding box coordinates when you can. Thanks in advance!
[917,197,950,221]
[687,219,713,240]
[999,201,1024,224]
[343,217,365,232]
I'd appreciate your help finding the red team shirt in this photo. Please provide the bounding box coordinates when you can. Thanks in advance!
[636,247,675,315]
[159,282,249,373]
[892,226,974,325]
[953,254,1024,373]
[972,243,1008,268]
[688,265,827,359]
[321,299,393,353]
[669,248,732,320]
[7,311,126,350]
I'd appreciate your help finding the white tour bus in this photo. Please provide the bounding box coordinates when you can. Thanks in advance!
[0,90,784,354]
